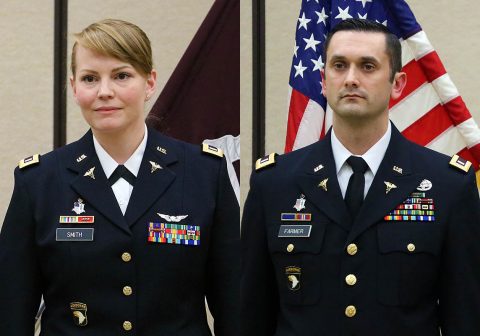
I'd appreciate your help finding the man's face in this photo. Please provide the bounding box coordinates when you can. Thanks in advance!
[321,31,404,123]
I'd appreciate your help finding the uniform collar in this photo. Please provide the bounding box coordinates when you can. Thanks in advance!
[331,122,391,176]
[93,124,148,178]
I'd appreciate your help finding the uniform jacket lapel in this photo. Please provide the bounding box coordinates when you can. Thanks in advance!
[66,131,130,235]
[297,131,352,231]
[346,125,425,243]
[124,129,177,227]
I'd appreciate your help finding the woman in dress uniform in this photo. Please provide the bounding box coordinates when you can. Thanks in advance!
[0,19,239,336]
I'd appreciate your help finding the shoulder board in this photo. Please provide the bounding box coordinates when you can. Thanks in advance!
[202,144,224,158]
[19,154,40,169]
[256,153,277,171]
[449,154,472,173]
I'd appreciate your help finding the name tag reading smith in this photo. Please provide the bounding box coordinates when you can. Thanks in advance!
[278,225,312,238]
[56,228,94,241]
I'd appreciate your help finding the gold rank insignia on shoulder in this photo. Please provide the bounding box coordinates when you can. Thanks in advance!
[255,153,276,171]
[449,154,472,173]
[202,143,224,158]
[18,154,40,169]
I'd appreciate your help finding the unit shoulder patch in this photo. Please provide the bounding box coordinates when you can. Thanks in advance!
[449,154,472,173]
[255,153,277,171]
[201,143,224,158]
[18,154,40,169]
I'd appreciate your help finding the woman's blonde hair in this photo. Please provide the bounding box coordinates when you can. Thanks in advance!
[71,19,153,77]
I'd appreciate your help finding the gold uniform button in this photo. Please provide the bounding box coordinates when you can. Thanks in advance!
[123,286,133,296]
[347,243,358,256]
[121,252,132,262]
[123,321,132,331]
[345,274,357,286]
[407,243,416,252]
[287,244,294,253]
[345,305,357,318]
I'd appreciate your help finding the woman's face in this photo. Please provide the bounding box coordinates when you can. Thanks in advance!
[70,45,156,136]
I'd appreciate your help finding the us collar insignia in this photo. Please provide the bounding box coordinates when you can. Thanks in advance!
[150,161,162,173]
[84,167,95,180]
[384,181,397,194]
[416,179,432,191]
[285,266,301,291]
[313,164,324,173]
[293,194,306,211]
[157,213,188,222]
[70,302,88,327]
[157,146,167,155]
[393,166,403,174]
[72,199,86,215]
[318,178,328,192]
[76,154,87,163]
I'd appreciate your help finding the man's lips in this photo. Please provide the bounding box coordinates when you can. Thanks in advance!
[341,93,365,99]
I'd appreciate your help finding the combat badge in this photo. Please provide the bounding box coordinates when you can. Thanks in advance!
[416,179,432,191]
[285,266,301,291]
[449,154,472,173]
[70,302,88,327]
[18,154,40,169]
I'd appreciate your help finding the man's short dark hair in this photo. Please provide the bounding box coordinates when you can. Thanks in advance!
[323,19,402,81]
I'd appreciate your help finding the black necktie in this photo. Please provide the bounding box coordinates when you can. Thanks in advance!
[345,156,368,220]
[108,165,136,186]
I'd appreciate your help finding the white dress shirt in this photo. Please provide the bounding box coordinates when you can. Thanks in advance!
[93,125,148,214]
[331,122,391,199]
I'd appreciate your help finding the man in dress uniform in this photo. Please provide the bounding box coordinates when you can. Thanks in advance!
[241,19,480,336]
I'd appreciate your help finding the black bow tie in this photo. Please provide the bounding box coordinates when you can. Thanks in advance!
[108,165,136,186]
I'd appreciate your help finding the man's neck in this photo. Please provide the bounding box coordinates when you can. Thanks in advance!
[332,116,389,155]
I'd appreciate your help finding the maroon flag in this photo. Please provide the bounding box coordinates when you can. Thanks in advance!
[147,0,240,199]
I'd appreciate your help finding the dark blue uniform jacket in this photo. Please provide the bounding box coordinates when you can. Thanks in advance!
[0,128,240,336]
[241,125,480,336]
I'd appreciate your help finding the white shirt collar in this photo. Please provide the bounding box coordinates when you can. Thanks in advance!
[331,122,391,175]
[93,124,148,178]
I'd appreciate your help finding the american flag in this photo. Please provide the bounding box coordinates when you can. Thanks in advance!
[285,0,480,183]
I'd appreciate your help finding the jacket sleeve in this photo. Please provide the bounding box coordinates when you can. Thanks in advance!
[439,168,480,335]
[240,172,278,336]
[206,157,240,336]
[0,169,42,335]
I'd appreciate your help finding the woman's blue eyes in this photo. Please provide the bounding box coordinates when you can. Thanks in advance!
[80,72,132,83]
